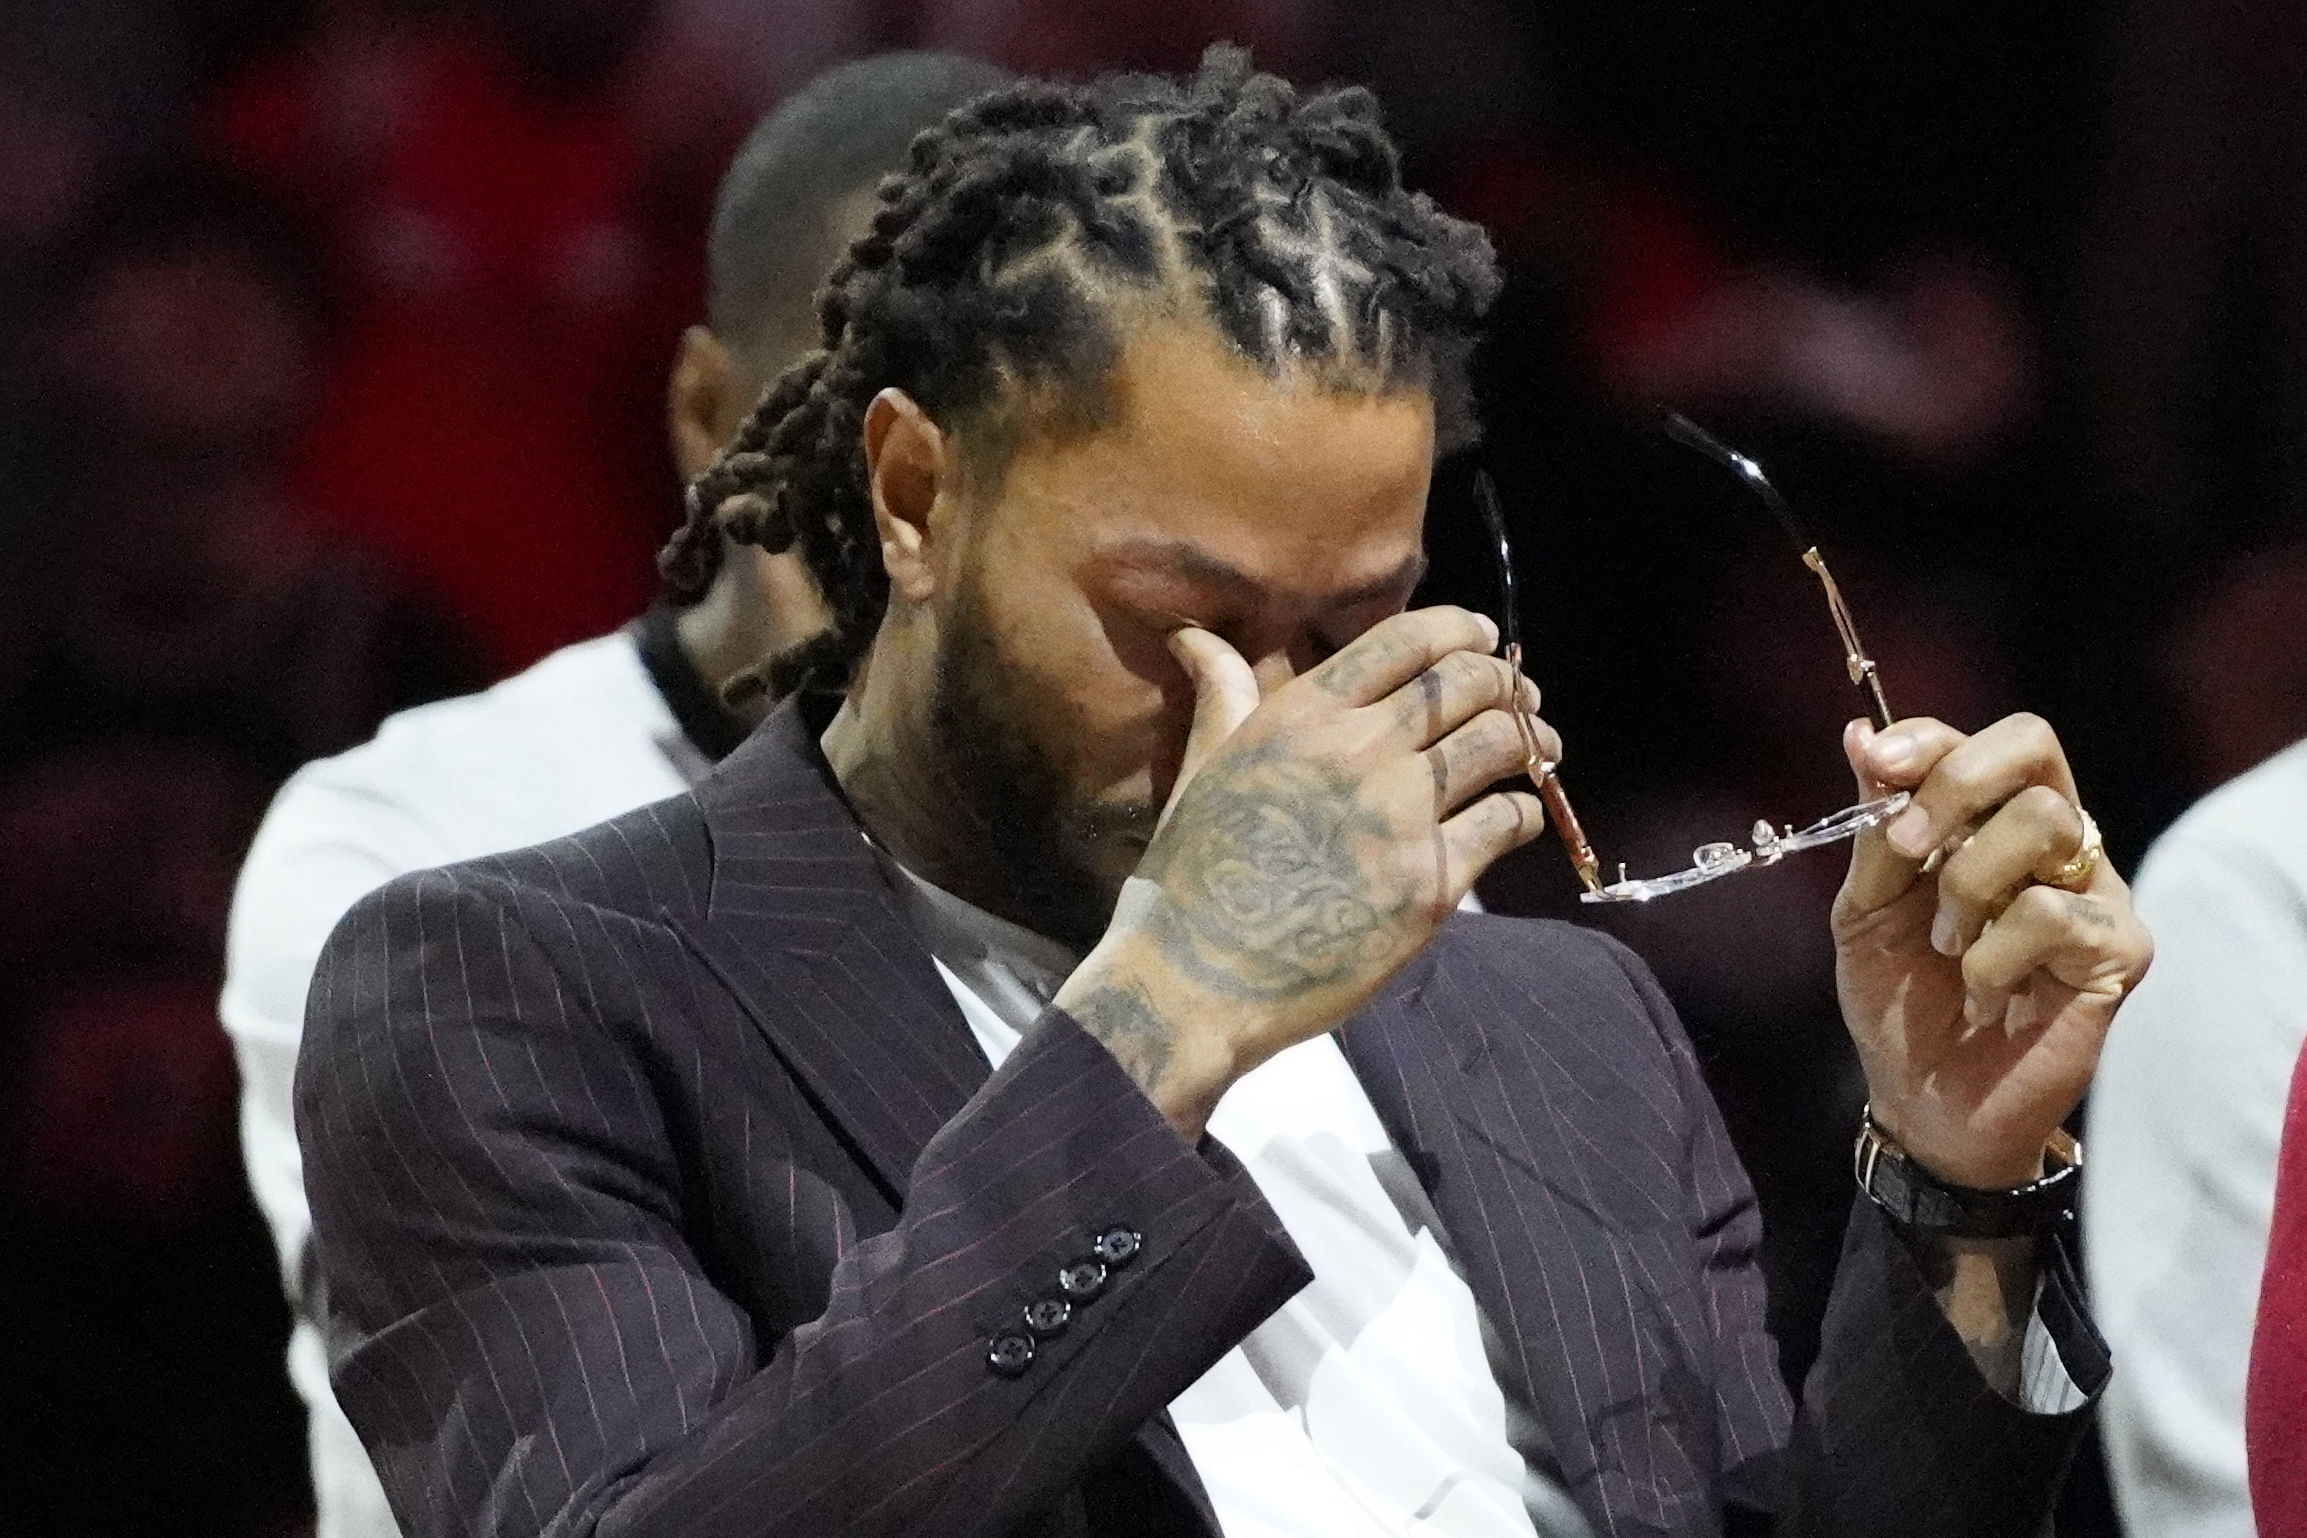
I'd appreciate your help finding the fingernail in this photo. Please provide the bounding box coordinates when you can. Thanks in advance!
[1963,992,1991,1029]
[1871,731,1917,772]
[1887,806,1932,857]
[1476,613,1500,649]
[1931,905,1960,956]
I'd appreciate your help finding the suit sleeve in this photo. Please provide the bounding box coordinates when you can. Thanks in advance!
[1596,935,2108,1538]
[296,867,1310,1538]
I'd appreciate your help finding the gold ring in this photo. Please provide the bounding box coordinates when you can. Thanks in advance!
[2045,807,2104,892]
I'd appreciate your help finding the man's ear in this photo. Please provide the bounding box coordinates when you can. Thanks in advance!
[862,388,951,605]
[666,326,756,480]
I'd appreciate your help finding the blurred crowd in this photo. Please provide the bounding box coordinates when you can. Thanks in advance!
[2,1,2303,1534]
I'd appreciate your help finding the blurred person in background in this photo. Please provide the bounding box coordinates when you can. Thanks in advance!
[220,52,1009,1538]
[2,165,483,779]
[0,0,196,364]
[0,161,482,1537]
[2086,714,2307,1538]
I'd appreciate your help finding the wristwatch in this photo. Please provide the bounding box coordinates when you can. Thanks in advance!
[1853,1107,2081,1239]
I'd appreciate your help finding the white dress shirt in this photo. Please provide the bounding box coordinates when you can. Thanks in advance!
[2085,740,2307,1538]
[221,630,710,1538]
[875,854,1599,1538]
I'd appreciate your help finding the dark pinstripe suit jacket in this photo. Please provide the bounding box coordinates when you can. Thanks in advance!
[297,700,2106,1538]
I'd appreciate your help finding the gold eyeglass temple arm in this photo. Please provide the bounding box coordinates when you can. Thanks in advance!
[1802,548,1894,733]
[1536,763,1604,895]
[1505,641,1604,895]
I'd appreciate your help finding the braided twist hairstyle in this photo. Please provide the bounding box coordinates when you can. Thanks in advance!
[663,45,1502,701]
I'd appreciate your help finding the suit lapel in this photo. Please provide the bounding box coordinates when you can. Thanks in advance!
[669,702,989,1204]
[1340,933,1708,1538]
[667,703,1225,1536]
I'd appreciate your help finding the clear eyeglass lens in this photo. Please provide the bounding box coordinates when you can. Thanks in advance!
[1768,792,1911,855]
[1580,792,1912,905]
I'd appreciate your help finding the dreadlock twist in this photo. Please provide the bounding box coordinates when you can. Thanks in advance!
[662,45,1502,701]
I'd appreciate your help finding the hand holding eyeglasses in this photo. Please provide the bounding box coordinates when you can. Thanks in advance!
[1832,712,2153,1191]
[1485,415,2151,1192]
[1480,417,1915,904]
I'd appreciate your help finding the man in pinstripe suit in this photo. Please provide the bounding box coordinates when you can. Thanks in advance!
[297,50,2152,1538]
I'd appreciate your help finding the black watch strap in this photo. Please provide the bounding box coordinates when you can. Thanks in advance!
[1853,1109,2081,1239]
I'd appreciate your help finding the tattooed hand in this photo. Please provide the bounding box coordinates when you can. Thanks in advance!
[1053,605,1554,1137]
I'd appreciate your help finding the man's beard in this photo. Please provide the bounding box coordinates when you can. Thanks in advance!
[928,579,1158,952]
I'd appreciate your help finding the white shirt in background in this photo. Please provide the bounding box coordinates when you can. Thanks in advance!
[2086,739,2307,1538]
[221,631,710,1538]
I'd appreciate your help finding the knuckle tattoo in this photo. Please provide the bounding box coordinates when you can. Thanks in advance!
[1413,666,1446,723]
[2063,890,2117,933]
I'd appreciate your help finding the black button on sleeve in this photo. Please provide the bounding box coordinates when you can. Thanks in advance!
[1057,1259,1108,1303]
[987,1331,1037,1378]
[1022,1297,1072,1337]
[1091,1227,1143,1268]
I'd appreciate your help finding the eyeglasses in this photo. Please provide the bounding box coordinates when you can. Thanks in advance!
[1481,414,1911,904]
